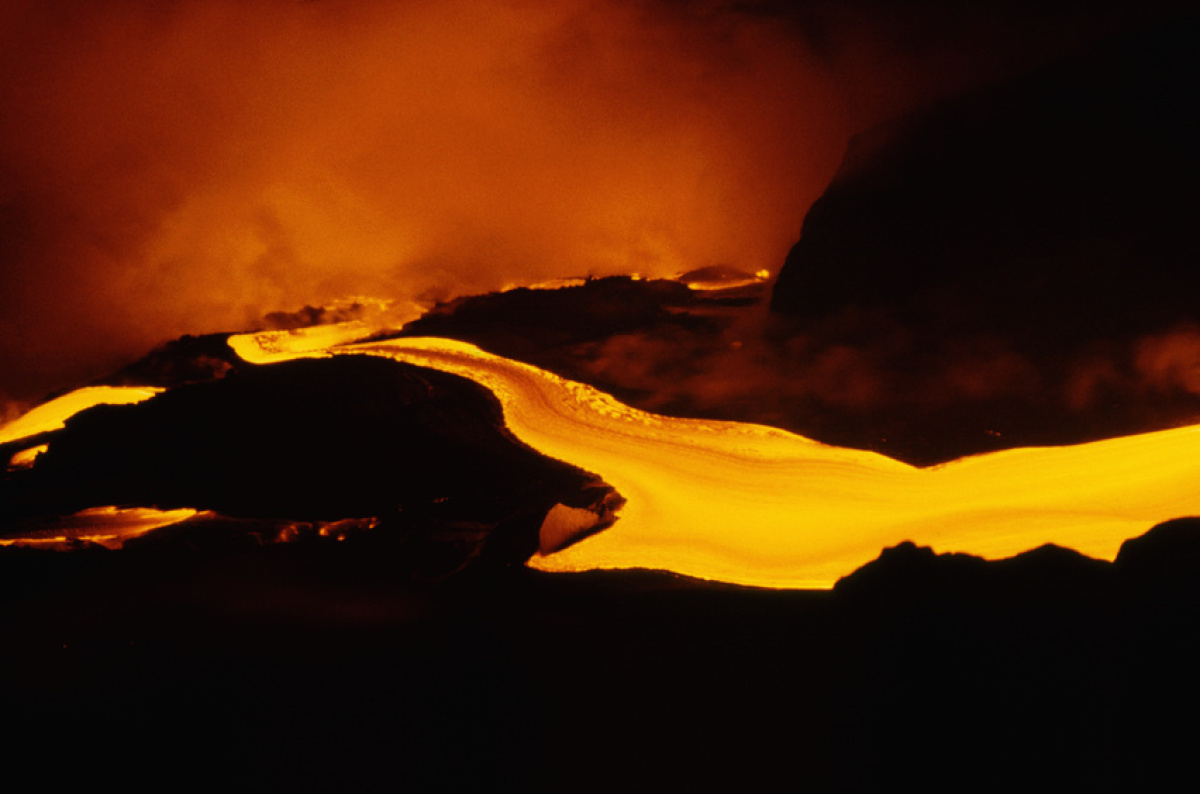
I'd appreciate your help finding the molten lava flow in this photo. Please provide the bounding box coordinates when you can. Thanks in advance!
[229,330,1200,588]
[6,444,47,470]
[225,321,385,365]
[0,506,201,550]
[0,386,162,446]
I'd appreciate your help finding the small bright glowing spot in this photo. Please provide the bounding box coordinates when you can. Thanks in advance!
[7,444,48,470]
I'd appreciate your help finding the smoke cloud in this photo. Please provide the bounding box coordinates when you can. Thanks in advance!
[1134,326,1200,396]
[575,304,1048,419]
[0,0,1173,404]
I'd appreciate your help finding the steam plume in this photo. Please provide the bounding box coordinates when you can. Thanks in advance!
[0,0,1172,401]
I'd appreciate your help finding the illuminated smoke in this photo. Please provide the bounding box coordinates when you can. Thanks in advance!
[1134,325,1200,395]
[574,304,1046,416]
[0,0,1174,401]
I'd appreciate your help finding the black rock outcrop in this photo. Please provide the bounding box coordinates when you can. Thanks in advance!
[95,333,241,390]
[1115,515,1200,596]
[772,17,1200,331]
[1,355,615,573]
[769,15,1200,463]
[397,276,698,354]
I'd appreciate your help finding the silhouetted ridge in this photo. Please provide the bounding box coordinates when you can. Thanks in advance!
[384,275,727,408]
[833,540,990,601]
[768,15,1200,464]
[835,517,1200,604]
[394,276,700,353]
[1115,516,1200,595]
[96,333,241,390]
[824,522,1200,791]
[772,16,1200,328]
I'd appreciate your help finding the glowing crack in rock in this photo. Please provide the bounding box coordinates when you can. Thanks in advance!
[230,330,1200,589]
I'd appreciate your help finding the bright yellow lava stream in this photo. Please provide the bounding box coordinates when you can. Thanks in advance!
[6,324,1197,584]
[0,506,201,550]
[229,328,1200,589]
[0,388,196,547]
[0,386,162,446]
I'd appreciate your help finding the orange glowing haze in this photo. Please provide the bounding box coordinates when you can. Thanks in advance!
[0,0,1158,408]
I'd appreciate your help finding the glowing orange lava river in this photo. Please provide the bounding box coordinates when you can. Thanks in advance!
[4,323,1200,587]
[222,327,1200,588]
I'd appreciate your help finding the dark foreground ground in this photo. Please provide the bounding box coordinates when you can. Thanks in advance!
[4,524,1200,793]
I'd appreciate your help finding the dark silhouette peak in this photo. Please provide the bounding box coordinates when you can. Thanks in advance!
[833,540,988,599]
[1002,542,1106,573]
[834,538,1115,603]
[96,332,240,391]
[765,14,1200,464]
[1116,516,1200,587]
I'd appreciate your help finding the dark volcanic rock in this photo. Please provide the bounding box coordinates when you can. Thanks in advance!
[7,520,1200,791]
[772,18,1200,331]
[95,332,241,390]
[768,16,1200,463]
[992,541,1113,595]
[388,275,729,408]
[1115,515,1200,594]
[398,276,698,352]
[833,540,990,602]
[1,355,614,571]
[823,531,1199,792]
[833,539,1112,608]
